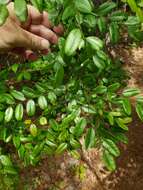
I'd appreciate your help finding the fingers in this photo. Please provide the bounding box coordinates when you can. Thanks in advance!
[19,29,50,51]
[11,48,49,61]
[29,25,58,44]
[42,11,52,28]
[24,49,49,60]
[24,50,38,61]
[53,24,64,36]
[28,5,43,25]
[27,6,52,28]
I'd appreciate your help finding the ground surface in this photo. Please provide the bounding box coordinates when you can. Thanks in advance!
[1,47,143,190]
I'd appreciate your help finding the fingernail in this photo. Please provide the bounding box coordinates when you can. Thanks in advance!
[28,53,38,61]
[41,49,49,55]
[41,40,50,49]
[53,25,64,35]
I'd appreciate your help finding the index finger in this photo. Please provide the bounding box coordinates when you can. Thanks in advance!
[24,6,52,29]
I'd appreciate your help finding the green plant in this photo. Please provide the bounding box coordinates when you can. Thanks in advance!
[0,0,143,187]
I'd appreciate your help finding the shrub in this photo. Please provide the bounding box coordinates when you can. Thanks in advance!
[0,0,143,187]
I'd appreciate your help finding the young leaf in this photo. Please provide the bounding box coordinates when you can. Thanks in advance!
[39,117,47,125]
[30,124,38,137]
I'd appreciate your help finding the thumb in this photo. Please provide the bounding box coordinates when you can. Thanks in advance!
[21,29,50,50]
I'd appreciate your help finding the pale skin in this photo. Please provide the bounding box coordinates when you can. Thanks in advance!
[0,2,63,60]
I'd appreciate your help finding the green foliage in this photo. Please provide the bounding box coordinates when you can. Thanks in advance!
[1,1,143,186]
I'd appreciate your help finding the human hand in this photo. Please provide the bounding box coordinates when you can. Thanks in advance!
[0,2,63,60]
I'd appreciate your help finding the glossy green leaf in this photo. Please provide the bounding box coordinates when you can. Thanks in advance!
[38,96,48,110]
[116,118,128,131]
[55,63,64,87]
[86,36,104,50]
[0,111,4,122]
[65,28,82,56]
[109,22,120,44]
[49,119,59,131]
[108,83,120,92]
[26,100,36,116]
[0,155,12,166]
[96,2,117,16]
[62,4,75,20]
[14,0,28,22]
[70,138,81,149]
[55,143,68,154]
[102,150,116,171]
[18,145,25,159]
[97,17,107,33]
[136,103,143,121]
[22,86,37,98]
[13,136,20,149]
[85,128,95,149]
[103,139,120,157]
[10,90,26,101]
[5,107,13,123]
[0,5,8,25]
[15,103,23,121]
[122,98,131,115]
[75,0,92,13]
[93,55,105,70]
[31,0,43,12]
[46,140,57,148]
[123,88,140,97]
[73,118,87,137]
[4,94,15,105]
